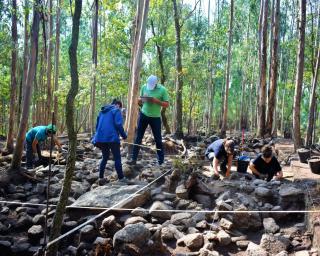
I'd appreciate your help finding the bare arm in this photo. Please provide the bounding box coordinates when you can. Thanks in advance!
[249,162,261,176]
[213,157,219,175]
[32,139,38,153]
[274,170,283,180]
[226,154,233,177]
[151,98,169,108]
[53,136,62,150]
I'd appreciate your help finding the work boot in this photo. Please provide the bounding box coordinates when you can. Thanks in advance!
[98,178,109,186]
[118,177,129,184]
[126,159,137,166]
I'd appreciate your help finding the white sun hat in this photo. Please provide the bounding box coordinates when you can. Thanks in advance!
[147,75,158,90]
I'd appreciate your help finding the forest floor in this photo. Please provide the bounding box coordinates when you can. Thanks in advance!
[0,133,320,256]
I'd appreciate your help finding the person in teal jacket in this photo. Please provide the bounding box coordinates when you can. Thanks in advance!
[25,124,62,169]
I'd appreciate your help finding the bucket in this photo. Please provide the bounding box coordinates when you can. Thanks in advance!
[237,156,250,173]
[308,156,320,174]
[297,148,310,163]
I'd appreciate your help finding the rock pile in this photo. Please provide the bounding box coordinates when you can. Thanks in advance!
[0,138,318,255]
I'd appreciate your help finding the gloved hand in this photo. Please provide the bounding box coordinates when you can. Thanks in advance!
[34,154,39,162]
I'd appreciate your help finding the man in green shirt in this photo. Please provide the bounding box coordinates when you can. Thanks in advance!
[128,75,169,165]
[25,124,63,169]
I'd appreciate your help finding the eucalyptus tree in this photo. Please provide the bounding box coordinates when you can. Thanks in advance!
[266,0,280,136]
[10,0,42,171]
[220,0,234,137]
[258,0,269,137]
[6,0,18,153]
[47,0,82,255]
[293,0,306,149]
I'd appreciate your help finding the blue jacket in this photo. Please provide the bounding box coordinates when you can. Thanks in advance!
[93,104,127,144]
[205,139,227,160]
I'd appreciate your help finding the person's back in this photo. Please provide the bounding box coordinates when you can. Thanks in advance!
[205,139,226,159]
[26,126,47,143]
[94,104,126,143]
[93,100,127,184]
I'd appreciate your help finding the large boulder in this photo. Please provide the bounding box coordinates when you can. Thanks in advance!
[72,184,150,209]
[263,218,280,234]
[149,201,173,220]
[79,225,98,243]
[246,242,268,256]
[260,234,290,254]
[233,205,262,230]
[170,213,192,226]
[176,184,189,199]
[113,223,150,250]
[161,224,184,241]
[71,180,91,198]
[279,185,305,210]
[28,225,43,245]
[177,233,204,250]
[217,230,231,245]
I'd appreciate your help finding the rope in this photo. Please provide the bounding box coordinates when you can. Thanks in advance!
[121,142,161,151]
[44,168,172,250]
[1,200,319,213]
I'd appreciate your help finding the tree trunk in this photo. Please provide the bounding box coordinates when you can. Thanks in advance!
[10,0,41,171]
[266,0,280,135]
[6,0,18,153]
[306,45,320,146]
[126,0,150,152]
[280,87,285,134]
[46,0,53,124]
[53,0,61,127]
[267,0,275,97]
[90,0,98,135]
[257,0,269,137]
[207,55,214,134]
[293,0,306,150]
[172,0,184,139]
[220,0,234,137]
[150,19,171,134]
[125,0,144,131]
[46,1,82,255]
[18,0,30,129]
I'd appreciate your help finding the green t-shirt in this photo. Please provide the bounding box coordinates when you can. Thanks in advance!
[140,84,169,118]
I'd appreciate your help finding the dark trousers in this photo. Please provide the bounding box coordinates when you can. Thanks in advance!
[132,112,164,164]
[26,140,41,169]
[97,142,124,180]
[208,154,227,173]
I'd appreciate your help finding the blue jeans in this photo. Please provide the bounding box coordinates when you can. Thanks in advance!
[97,142,124,179]
[26,140,41,169]
[132,112,164,164]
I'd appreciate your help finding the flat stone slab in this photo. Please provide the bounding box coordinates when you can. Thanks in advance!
[72,184,150,209]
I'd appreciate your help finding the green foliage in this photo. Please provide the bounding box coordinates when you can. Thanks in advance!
[0,0,318,141]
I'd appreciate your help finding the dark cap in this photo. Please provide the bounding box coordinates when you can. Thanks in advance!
[112,99,122,108]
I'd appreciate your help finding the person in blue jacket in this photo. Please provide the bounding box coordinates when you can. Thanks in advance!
[25,124,62,169]
[205,138,235,178]
[92,99,127,185]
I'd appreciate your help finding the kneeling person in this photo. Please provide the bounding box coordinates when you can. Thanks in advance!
[249,145,283,181]
[205,139,235,178]
[26,124,62,169]
[92,99,127,185]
